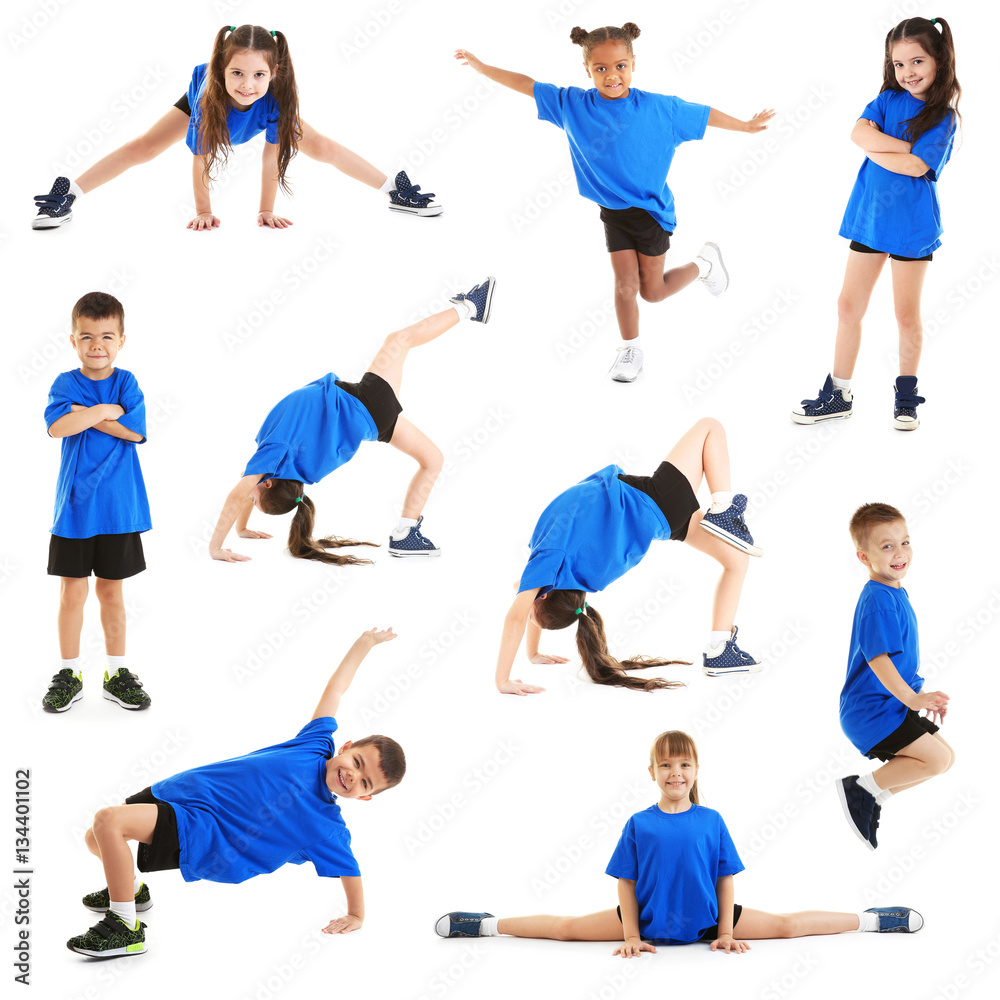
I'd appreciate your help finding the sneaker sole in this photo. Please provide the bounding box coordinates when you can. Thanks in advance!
[790,409,852,425]
[836,779,875,851]
[893,418,919,431]
[701,242,729,296]
[67,942,146,958]
[608,368,642,382]
[388,204,443,217]
[699,520,763,557]
[32,213,73,229]
[434,913,487,938]
[388,550,442,558]
[701,662,763,677]
[102,691,151,711]
[475,277,496,324]
[43,690,83,713]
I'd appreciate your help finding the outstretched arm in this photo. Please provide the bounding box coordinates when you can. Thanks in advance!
[707,107,775,133]
[868,653,949,722]
[48,403,124,438]
[454,49,535,97]
[312,628,398,720]
[209,473,265,562]
[322,875,365,934]
[496,588,545,695]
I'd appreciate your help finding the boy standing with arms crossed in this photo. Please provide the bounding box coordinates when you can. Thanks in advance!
[838,503,954,850]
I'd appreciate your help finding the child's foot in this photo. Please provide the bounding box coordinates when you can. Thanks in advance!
[450,277,496,324]
[388,170,443,217]
[696,242,729,296]
[701,627,762,676]
[607,344,644,382]
[103,669,151,711]
[791,374,853,424]
[892,376,924,430]
[42,668,83,713]
[66,912,146,958]
[32,176,76,229]
[435,911,495,938]
[388,515,441,557]
[837,775,877,850]
[699,495,762,556]
[82,883,153,914]
[863,907,923,933]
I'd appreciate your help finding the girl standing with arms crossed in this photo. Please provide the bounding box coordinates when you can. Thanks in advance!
[33,24,441,231]
[455,24,773,382]
[792,17,960,430]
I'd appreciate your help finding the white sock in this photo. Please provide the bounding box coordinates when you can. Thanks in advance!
[709,491,733,513]
[107,655,126,675]
[69,180,84,198]
[110,900,136,927]
[707,630,732,650]
[451,299,473,321]
[855,771,885,800]
[480,917,500,936]
[857,911,876,932]
[134,876,141,895]
[392,517,418,538]
[378,175,394,194]
[61,657,80,672]
[832,375,851,391]
[695,256,712,278]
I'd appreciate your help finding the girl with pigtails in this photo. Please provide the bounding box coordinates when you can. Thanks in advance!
[495,419,763,695]
[33,24,441,231]
[208,278,496,565]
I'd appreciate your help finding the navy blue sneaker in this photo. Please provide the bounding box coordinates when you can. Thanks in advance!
[791,374,853,424]
[450,277,496,324]
[700,495,762,557]
[893,376,924,431]
[33,176,76,229]
[434,912,494,938]
[837,775,877,851]
[388,516,440,558]
[864,907,923,933]
[702,627,761,676]
[388,170,442,217]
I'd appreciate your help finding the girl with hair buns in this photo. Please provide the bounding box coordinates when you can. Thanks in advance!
[455,24,773,382]
[33,24,442,231]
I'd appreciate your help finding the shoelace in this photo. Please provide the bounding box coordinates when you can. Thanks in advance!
[617,347,637,365]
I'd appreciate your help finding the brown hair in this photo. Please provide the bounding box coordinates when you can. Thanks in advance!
[196,25,301,194]
[649,730,700,805]
[353,735,406,792]
[256,479,378,565]
[71,291,124,334]
[533,589,689,691]
[881,17,961,143]
[849,502,906,551]
[570,23,641,63]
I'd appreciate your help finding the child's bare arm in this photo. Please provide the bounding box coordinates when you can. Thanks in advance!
[257,143,292,228]
[524,592,571,667]
[48,403,124,438]
[613,879,655,958]
[851,118,912,154]
[188,154,220,230]
[209,474,265,561]
[710,875,749,954]
[868,653,949,721]
[707,107,775,133]
[496,588,545,695]
[234,495,272,540]
[321,875,365,934]
[91,420,144,442]
[312,629,398,720]
[863,150,930,177]
[454,50,535,97]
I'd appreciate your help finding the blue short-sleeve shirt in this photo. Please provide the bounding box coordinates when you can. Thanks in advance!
[185,63,281,154]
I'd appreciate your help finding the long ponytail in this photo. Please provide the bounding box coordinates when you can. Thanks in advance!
[269,30,301,194]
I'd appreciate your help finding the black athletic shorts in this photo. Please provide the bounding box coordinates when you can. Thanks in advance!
[601,206,672,256]
[849,240,932,263]
[47,532,145,579]
[619,461,700,542]
[616,903,743,942]
[866,709,940,761]
[125,787,181,873]
[335,372,403,443]
[174,93,191,115]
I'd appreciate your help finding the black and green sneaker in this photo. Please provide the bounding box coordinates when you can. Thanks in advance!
[67,911,146,958]
[82,882,152,913]
[102,669,151,710]
[42,669,83,713]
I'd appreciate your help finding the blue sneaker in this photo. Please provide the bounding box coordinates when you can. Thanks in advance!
[702,627,761,676]
[864,907,923,933]
[450,277,496,324]
[791,374,853,424]
[837,775,877,851]
[700,495,762,557]
[388,516,441,558]
[434,912,494,938]
[893,376,924,431]
[33,176,76,229]
[388,170,442,217]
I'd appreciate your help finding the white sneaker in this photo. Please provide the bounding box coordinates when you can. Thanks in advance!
[696,242,729,296]
[607,345,643,382]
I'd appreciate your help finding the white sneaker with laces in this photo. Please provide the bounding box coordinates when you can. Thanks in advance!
[696,242,729,296]
[607,344,644,382]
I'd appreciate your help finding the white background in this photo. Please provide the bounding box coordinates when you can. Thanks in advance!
[4,0,998,998]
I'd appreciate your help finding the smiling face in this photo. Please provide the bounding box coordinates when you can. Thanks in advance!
[325,741,387,801]
[649,752,697,810]
[223,49,274,109]
[70,316,124,380]
[857,518,912,587]
[891,39,937,100]
[585,39,634,100]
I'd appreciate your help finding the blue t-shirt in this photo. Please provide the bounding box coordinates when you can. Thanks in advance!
[185,63,281,154]
[839,89,955,258]
[606,803,744,944]
[152,717,359,885]
[518,465,670,596]
[243,373,379,485]
[534,83,710,231]
[840,581,923,754]
[45,369,150,539]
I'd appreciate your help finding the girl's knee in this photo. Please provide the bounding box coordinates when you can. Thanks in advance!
[614,275,640,300]
[551,916,576,941]
[695,416,724,436]
[94,578,123,604]
[773,913,798,938]
[425,444,444,475]
[60,578,88,608]
[837,294,866,326]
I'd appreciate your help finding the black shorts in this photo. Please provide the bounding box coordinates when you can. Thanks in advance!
[174,93,191,115]
[125,787,181,873]
[616,903,743,943]
[849,240,932,263]
[866,709,940,761]
[601,206,672,256]
[619,462,700,542]
[335,372,403,443]
[47,532,146,579]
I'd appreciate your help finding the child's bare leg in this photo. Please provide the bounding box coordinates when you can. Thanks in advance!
[366,308,462,397]
[95,578,126,657]
[664,417,731,495]
[497,909,622,941]
[682,513,749,630]
[637,252,699,304]
[872,732,954,794]
[831,250,888,380]
[609,251,641,341]
[296,119,387,189]
[890,259,929,377]
[736,908,860,938]
[388,418,444,519]
[74,109,190,193]
[90,805,157,901]
[58,577,89,659]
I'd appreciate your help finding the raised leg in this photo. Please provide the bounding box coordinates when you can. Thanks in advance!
[736,908,861,938]
[636,251,699,303]
[609,251,641,341]
[889,259,930,377]
[365,307,461,398]
[872,732,954,794]
[296,119,387,189]
[57,577,89,659]
[682,513,749,631]
[88,804,157,901]
[95,577,126,657]
[387,417,444,519]
[664,417,731,495]
[497,909,622,941]
[832,250,888,380]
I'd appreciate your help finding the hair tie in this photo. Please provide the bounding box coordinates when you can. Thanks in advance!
[930,17,938,25]
[295,495,304,503]
[228,25,236,32]
[270,29,277,39]
[575,602,589,615]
